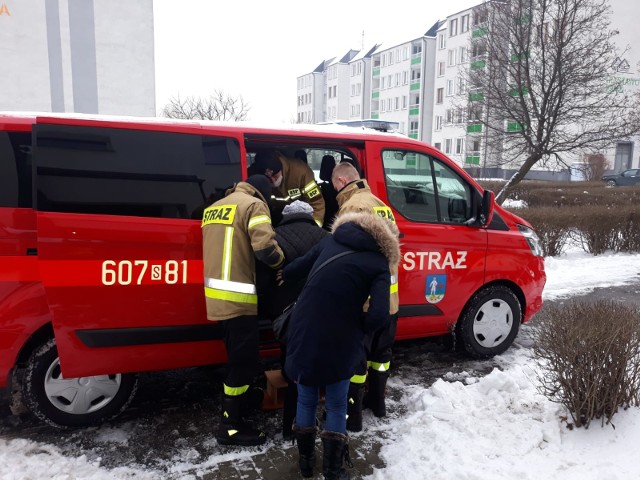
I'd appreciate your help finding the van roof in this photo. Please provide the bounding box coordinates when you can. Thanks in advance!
[0,111,422,145]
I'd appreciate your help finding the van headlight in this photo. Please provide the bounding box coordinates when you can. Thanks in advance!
[517,224,544,257]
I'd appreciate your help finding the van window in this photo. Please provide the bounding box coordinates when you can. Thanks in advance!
[34,125,241,219]
[0,132,33,208]
[382,149,472,223]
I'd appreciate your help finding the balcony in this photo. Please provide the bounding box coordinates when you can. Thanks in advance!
[507,121,523,132]
[470,59,486,69]
[372,91,380,99]
[371,112,379,119]
[409,106,420,116]
[465,155,481,165]
[408,132,419,139]
[510,87,530,96]
[411,56,422,65]
[373,67,380,77]
[410,82,421,91]
[469,92,484,101]
[467,123,483,133]
[472,26,488,38]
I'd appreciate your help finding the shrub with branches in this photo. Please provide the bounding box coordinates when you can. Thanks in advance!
[534,300,640,428]
[510,206,577,256]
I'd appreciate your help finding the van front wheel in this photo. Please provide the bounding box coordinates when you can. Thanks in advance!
[457,286,521,358]
[22,338,138,428]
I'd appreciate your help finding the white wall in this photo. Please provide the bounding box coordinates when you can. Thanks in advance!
[0,0,155,116]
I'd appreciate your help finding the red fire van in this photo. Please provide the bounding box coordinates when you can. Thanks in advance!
[0,113,545,427]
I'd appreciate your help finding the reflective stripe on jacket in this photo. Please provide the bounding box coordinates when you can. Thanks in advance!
[272,154,325,226]
[202,182,284,321]
[336,179,399,314]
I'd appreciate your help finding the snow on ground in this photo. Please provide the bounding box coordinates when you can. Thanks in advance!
[2,244,640,479]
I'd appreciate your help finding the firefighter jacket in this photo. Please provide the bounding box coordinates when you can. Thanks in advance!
[272,154,325,227]
[202,182,284,321]
[336,179,399,314]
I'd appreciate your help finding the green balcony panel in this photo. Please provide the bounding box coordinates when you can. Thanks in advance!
[410,82,421,90]
[471,59,486,69]
[511,51,529,62]
[510,86,530,96]
[373,67,380,76]
[467,123,483,133]
[372,91,380,99]
[472,27,488,38]
[411,56,422,65]
[507,122,523,132]
[371,112,379,119]
[465,155,481,165]
[409,107,420,116]
[408,133,419,139]
[469,92,485,101]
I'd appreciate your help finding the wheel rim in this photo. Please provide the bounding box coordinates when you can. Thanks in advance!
[607,180,616,187]
[472,298,513,348]
[43,358,122,415]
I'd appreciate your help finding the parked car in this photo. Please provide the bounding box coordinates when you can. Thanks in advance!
[602,169,640,187]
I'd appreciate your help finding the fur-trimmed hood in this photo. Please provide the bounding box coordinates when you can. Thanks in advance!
[331,211,401,270]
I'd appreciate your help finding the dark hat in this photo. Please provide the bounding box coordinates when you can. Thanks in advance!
[245,174,273,203]
[253,150,282,175]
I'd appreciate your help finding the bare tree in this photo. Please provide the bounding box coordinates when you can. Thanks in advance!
[466,0,640,203]
[160,91,250,121]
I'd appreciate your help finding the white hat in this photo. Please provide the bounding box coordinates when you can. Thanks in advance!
[282,200,314,216]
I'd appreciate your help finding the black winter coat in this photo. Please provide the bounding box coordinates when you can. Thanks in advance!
[283,212,400,386]
[256,213,328,320]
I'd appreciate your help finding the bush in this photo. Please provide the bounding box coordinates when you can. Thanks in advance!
[534,300,640,428]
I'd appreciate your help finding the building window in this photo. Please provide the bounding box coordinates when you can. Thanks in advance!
[403,46,409,60]
[445,109,454,124]
[381,77,386,89]
[449,19,458,36]
[457,77,467,95]
[438,34,446,50]
[395,73,400,86]
[436,88,444,104]
[389,52,394,65]
[435,115,443,131]
[455,138,464,154]
[459,46,468,63]
[448,49,456,67]
[434,142,442,151]
[403,71,409,84]
[395,97,400,110]
[402,96,407,109]
[446,79,455,96]
[437,62,445,77]
[444,138,452,154]
[461,14,470,32]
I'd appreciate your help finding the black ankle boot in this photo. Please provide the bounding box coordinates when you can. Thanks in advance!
[345,383,365,432]
[363,369,390,417]
[321,430,352,479]
[293,423,317,478]
[216,394,267,446]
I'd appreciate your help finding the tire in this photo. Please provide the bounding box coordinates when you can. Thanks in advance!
[22,338,138,428]
[606,179,617,187]
[457,286,522,359]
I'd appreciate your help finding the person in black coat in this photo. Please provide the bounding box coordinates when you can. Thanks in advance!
[255,200,328,440]
[281,211,400,480]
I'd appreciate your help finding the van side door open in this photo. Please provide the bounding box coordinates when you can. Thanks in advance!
[33,119,243,378]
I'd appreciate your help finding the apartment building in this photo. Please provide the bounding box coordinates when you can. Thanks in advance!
[0,0,155,116]
[296,0,638,175]
[432,8,474,166]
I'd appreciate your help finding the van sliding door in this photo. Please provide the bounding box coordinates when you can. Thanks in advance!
[33,120,242,378]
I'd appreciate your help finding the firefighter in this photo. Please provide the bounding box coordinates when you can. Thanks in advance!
[252,150,325,227]
[202,174,285,446]
[331,162,399,432]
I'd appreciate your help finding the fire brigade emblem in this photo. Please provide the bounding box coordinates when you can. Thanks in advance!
[425,274,446,304]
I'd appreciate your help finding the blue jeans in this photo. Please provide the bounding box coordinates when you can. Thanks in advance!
[296,379,350,433]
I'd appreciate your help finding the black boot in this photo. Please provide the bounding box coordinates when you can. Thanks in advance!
[242,386,265,415]
[345,383,365,432]
[321,431,352,480]
[293,423,317,478]
[216,394,267,446]
[282,383,298,440]
[363,369,390,418]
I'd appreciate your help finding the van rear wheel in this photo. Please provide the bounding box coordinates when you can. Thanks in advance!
[22,338,138,428]
[457,286,521,358]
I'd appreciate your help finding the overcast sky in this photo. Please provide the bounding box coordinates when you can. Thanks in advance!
[153,0,482,123]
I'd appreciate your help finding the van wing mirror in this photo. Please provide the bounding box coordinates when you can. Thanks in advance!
[479,189,495,227]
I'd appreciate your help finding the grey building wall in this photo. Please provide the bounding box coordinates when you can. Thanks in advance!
[0,0,155,116]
